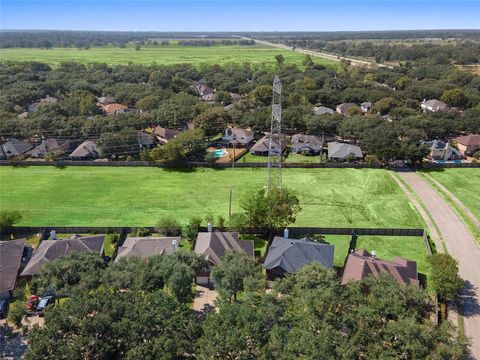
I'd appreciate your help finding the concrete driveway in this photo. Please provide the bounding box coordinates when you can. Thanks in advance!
[398,171,480,359]
[193,285,218,318]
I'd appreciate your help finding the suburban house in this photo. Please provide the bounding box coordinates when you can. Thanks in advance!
[291,134,324,155]
[425,140,462,161]
[313,106,334,115]
[341,249,419,286]
[229,93,243,103]
[27,95,58,112]
[27,139,72,158]
[263,236,334,279]
[336,103,362,115]
[193,79,214,97]
[0,239,26,299]
[250,135,287,156]
[222,127,254,147]
[327,142,363,161]
[97,96,115,106]
[453,134,480,156]
[194,231,254,267]
[101,103,128,115]
[138,131,156,149]
[421,99,450,113]
[69,140,99,160]
[115,237,180,262]
[360,101,372,113]
[21,235,105,277]
[202,93,217,102]
[0,139,33,159]
[153,126,180,144]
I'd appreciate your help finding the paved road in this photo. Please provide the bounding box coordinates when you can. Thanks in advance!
[244,37,393,68]
[398,171,480,359]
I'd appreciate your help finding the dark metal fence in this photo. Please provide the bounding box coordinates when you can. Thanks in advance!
[1,159,478,169]
[9,226,425,237]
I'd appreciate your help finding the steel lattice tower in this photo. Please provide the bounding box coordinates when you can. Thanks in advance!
[266,76,283,192]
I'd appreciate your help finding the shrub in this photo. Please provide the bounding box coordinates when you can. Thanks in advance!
[156,217,181,236]
[106,232,119,244]
[182,217,202,242]
[428,253,464,302]
[134,227,151,237]
[0,210,22,232]
[7,301,26,328]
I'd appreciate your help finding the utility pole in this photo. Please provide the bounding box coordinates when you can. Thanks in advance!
[266,75,283,192]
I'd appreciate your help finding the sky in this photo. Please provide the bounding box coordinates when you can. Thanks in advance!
[1,0,479,32]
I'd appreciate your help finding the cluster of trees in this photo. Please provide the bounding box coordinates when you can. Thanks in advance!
[0,30,244,48]
[177,39,255,46]
[285,39,480,65]
[1,52,479,161]
[23,252,469,359]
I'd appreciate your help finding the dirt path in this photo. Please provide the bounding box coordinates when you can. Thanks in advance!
[397,170,480,359]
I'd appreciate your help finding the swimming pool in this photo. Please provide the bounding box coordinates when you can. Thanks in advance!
[209,148,228,158]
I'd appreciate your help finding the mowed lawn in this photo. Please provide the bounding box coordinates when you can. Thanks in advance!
[0,166,422,228]
[422,168,480,220]
[0,44,340,69]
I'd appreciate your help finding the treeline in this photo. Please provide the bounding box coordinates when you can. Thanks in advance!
[0,30,242,48]
[177,39,255,46]
[284,39,480,65]
[249,29,480,41]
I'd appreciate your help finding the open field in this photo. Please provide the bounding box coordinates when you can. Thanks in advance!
[0,44,340,68]
[0,166,422,228]
[421,169,480,221]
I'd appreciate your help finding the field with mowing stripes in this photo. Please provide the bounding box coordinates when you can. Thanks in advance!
[0,44,340,68]
[0,166,421,228]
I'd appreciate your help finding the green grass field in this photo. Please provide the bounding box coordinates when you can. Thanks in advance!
[0,44,340,69]
[0,166,422,228]
[421,169,480,220]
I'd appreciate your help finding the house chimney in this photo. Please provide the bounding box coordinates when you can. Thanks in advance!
[371,250,377,260]
[207,222,213,232]
[172,239,177,252]
[284,228,289,239]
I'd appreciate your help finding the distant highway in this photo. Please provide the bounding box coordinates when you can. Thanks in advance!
[244,37,393,68]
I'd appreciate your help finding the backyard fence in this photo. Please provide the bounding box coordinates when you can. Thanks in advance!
[1,159,478,169]
[9,226,425,237]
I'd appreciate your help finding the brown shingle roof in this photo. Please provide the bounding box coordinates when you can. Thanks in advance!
[454,134,480,147]
[102,103,128,114]
[341,249,419,286]
[115,237,180,262]
[194,231,254,266]
[21,235,105,276]
[0,239,25,293]
[153,126,180,140]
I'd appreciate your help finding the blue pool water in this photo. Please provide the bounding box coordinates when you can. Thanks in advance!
[210,149,227,158]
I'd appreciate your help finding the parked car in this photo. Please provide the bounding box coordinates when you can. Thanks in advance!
[36,296,53,316]
[0,299,9,319]
[25,295,40,315]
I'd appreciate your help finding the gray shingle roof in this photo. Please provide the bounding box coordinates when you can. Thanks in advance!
[194,231,254,266]
[327,142,363,159]
[313,106,334,115]
[70,140,98,158]
[115,237,180,262]
[0,239,25,293]
[263,236,334,273]
[1,139,33,157]
[21,235,104,276]
[291,134,324,148]
[250,135,287,154]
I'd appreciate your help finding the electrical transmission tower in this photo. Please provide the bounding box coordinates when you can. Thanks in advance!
[266,75,283,192]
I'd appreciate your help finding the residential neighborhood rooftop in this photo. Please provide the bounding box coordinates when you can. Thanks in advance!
[0,239,25,294]
[194,231,254,266]
[115,236,180,262]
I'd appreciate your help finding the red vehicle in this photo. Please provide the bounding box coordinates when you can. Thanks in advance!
[25,295,40,315]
